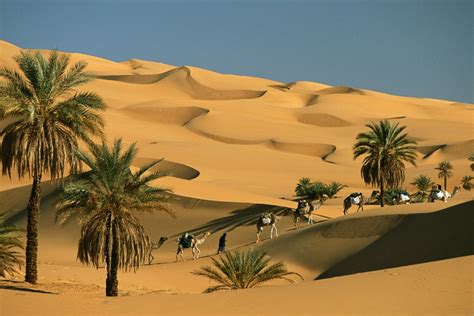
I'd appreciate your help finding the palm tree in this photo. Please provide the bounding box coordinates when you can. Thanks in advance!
[192,249,303,293]
[0,213,24,278]
[0,50,105,284]
[353,120,417,207]
[324,182,348,198]
[435,161,453,191]
[410,174,434,203]
[295,177,312,197]
[461,175,473,191]
[55,139,173,296]
[410,174,434,192]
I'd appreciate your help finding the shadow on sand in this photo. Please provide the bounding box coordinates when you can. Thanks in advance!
[317,200,474,280]
[0,280,58,295]
[170,204,292,238]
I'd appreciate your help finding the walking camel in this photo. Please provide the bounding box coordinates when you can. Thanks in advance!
[176,232,211,261]
[343,192,365,215]
[293,196,326,228]
[428,186,460,203]
[392,192,411,205]
[256,213,282,243]
[148,236,168,264]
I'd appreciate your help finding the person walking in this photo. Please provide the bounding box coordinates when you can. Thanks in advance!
[217,233,227,254]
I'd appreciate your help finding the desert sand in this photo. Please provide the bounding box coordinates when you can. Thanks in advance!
[0,40,473,315]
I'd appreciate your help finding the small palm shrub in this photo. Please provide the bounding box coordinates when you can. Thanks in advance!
[324,182,348,198]
[0,213,24,278]
[192,249,303,293]
[469,155,474,172]
[295,178,346,200]
[410,175,434,192]
[461,175,473,191]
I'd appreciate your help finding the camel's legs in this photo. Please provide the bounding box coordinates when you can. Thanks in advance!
[294,216,300,229]
[193,246,201,260]
[272,224,278,237]
[256,226,263,243]
[176,245,186,262]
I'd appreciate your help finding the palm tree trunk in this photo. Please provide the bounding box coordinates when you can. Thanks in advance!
[380,178,385,207]
[444,176,447,191]
[106,225,119,297]
[25,171,42,284]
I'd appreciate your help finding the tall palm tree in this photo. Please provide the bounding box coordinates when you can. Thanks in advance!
[55,139,174,296]
[192,249,303,293]
[353,120,417,207]
[0,213,24,278]
[0,50,105,284]
[435,161,453,191]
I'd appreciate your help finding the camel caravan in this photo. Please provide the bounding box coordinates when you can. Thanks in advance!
[148,183,461,262]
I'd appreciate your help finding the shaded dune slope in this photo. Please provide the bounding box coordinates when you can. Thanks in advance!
[258,201,473,280]
[121,105,209,125]
[316,86,365,95]
[296,112,352,127]
[317,201,474,279]
[417,139,474,160]
[267,140,336,159]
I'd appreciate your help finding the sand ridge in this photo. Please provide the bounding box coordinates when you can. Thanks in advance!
[0,40,473,315]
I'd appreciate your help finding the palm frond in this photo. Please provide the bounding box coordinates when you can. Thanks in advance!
[0,213,24,277]
[192,249,303,293]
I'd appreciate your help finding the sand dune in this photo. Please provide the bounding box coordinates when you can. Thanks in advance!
[1,40,473,315]
[316,85,365,95]
[122,105,209,125]
[296,112,352,127]
[267,140,336,158]
[419,139,474,161]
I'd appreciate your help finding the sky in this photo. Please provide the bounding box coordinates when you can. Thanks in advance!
[1,0,472,103]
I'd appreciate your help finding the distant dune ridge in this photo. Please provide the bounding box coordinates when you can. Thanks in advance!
[0,40,473,315]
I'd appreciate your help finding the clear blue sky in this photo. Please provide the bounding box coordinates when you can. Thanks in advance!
[1,0,472,103]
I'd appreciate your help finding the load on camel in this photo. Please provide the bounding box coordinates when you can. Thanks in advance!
[176,232,211,261]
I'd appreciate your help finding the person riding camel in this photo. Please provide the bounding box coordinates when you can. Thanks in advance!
[179,233,195,248]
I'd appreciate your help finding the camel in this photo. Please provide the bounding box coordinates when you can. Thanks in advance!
[428,186,460,203]
[256,213,282,243]
[343,192,365,215]
[176,232,211,261]
[392,192,411,205]
[148,236,168,264]
[293,196,326,228]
